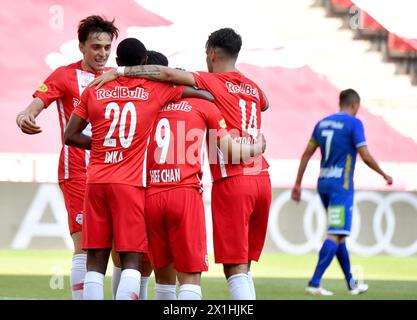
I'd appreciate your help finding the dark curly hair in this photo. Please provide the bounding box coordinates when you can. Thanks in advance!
[116,38,147,67]
[78,15,119,43]
[205,28,242,58]
[146,50,169,66]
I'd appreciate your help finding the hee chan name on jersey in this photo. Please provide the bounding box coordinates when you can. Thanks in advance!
[149,168,181,183]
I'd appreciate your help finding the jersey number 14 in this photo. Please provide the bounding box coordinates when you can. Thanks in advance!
[239,99,258,138]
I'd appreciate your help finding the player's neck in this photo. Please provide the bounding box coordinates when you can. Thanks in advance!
[211,63,239,74]
[339,108,354,116]
[81,60,101,74]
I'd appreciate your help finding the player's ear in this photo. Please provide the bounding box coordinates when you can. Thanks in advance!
[79,42,85,55]
[207,48,215,62]
[352,102,360,115]
[211,49,217,62]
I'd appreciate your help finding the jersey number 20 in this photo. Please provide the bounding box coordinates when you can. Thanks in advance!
[103,102,137,148]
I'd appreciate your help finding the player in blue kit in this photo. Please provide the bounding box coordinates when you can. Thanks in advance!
[291,89,392,296]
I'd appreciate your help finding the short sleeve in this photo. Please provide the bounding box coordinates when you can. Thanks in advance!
[154,82,185,106]
[32,67,66,108]
[202,101,228,138]
[353,118,367,148]
[259,90,267,111]
[310,123,319,146]
[192,71,212,91]
[73,88,90,120]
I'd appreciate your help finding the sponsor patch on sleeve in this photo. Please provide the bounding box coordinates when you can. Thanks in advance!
[37,84,48,93]
[219,118,227,129]
[308,138,318,147]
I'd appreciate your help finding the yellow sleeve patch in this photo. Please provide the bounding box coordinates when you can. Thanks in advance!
[219,118,227,129]
[309,138,318,147]
[37,84,48,93]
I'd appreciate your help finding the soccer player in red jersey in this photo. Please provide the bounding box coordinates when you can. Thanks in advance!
[15,15,119,300]
[64,39,216,300]
[144,51,266,300]
[90,28,271,300]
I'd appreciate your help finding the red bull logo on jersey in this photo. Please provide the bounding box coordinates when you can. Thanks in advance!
[96,86,149,101]
[161,101,192,112]
[226,81,259,99]
[73,98,80,108]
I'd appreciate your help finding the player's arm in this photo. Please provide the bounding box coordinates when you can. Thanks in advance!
[357,146,393,185]
[182,86,214,102]
[89,66,197,89]
[261,91,269,112]
[291,139,318,202]
[16,97,45,134]
[218,133,266,164]
[64,114,91,150]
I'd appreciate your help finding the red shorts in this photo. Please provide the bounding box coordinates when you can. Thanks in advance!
[211,174,271,264]
[83,183,147,253]
[145,187,208,273]
[59,178,86,235]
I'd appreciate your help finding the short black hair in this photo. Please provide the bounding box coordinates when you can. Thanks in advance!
[146,50,169,66]
[206,28,242,58]
[116,38,147,67]
[78,15,119,43]
[339,89,360,107]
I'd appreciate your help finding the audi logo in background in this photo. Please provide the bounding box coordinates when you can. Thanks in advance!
[268,190,417,256]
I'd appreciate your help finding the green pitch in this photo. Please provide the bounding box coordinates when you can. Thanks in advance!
[0,250,416,300]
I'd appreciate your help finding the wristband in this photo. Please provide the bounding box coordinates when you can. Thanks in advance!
[116,66,125,76]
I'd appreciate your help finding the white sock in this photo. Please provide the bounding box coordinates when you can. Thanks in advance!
[116,269,141,300]
[140,276,150,300]
[111,266,121,300]
[178,284,202,300]
[83,271,104,300]
[247,271,256,300]
[154,283,177,300]
[70,254,87,300]
[227,273,253,300]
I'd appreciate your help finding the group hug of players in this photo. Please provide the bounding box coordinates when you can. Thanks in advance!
[17,15,271,300]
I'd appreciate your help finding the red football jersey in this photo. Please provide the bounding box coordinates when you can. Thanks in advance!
[73,77,183,186]
[33,61,112,181]
[146,98,227,194]
[192,71,269,181]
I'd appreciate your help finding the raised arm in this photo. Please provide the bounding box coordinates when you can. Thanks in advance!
[89,65,197,89]
[64,114,91,150]
[291,140,318,202]
[358,146,392,185]
[16,97,45,134]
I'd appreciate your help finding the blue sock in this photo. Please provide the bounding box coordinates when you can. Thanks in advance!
[309,239,338,288]
[336,241,354,289]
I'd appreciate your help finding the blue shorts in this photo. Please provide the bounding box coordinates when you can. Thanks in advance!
[318,182,353,236]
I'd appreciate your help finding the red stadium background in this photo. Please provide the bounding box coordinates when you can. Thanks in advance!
[1,0,417,255]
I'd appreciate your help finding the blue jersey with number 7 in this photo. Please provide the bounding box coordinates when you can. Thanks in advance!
[310,112,366,191]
